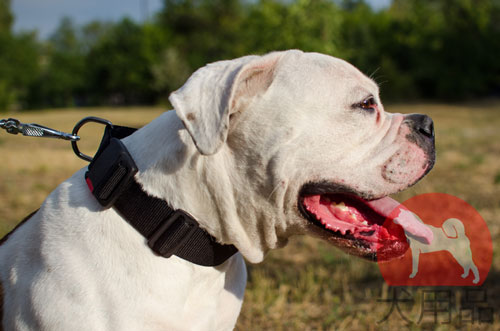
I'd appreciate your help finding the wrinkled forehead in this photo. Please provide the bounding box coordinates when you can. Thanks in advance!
[276,52,379,102]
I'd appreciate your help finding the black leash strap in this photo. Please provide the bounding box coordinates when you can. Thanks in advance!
[73,117,237,266]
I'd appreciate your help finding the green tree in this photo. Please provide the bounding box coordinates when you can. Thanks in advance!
[243,0,342,55]
[159,0,247,68]
[151,47,191,99]
[340,0,500,100]
[85,18,158,105]
[0,0,12,34]
[4,0,500,110]
[0,0,39,110]
[28,17,86,108]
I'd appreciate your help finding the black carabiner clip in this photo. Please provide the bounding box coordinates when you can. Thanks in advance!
[71,117,113,162]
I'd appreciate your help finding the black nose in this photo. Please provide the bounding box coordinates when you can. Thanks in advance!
[405,114,434,139]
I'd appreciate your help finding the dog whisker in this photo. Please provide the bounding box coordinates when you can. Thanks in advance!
[267,183,282,201]
[369,67,381,80]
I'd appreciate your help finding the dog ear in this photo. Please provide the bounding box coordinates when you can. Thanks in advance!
[169,53,282,155]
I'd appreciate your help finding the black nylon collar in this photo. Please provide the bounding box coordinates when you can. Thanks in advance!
[83,121,238,267]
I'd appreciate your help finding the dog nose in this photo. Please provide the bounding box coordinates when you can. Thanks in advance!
[405,114,434,139]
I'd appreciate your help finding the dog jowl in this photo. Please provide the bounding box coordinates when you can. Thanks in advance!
[0,50,435,330]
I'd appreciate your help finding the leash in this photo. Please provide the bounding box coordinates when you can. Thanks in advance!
[0,118,80,141]
[1,116,238,266]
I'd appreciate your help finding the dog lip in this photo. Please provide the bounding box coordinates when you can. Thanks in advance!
[298,181,381,201]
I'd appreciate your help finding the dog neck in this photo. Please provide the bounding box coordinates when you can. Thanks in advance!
[121,111,287,263]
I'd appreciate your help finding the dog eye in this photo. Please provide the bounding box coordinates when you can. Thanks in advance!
[355,97,377,111]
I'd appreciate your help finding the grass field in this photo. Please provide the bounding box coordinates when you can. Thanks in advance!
[1,103,499,330]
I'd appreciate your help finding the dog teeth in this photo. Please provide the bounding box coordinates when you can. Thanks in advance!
[331,201,349,211]
[331,202,362,222]
[361,220,368,226]
[325,223,337,231]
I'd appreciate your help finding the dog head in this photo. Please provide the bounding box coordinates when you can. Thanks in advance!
[169,50,435,263]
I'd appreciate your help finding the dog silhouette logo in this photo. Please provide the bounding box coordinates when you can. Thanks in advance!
[378,193,492,286]
[398,211,480,284]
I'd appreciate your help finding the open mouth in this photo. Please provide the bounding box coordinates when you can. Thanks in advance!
[298,183,433,262]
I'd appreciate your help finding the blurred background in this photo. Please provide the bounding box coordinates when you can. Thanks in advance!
[1,0,499,111]
[1,0,500,329]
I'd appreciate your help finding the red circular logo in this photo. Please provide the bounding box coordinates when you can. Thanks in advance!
[378,193,492,286]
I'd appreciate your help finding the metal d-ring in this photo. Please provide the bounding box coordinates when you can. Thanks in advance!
[71,117,113,162]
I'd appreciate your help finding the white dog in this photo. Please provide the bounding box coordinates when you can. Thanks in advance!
[0,50,435,330]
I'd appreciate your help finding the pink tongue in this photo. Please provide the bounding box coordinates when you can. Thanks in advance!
[367,197,433,244]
